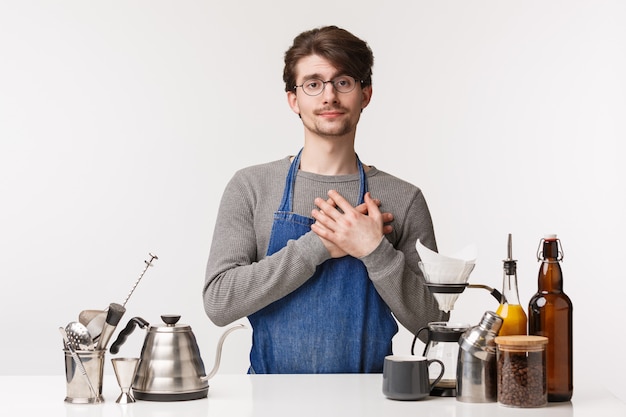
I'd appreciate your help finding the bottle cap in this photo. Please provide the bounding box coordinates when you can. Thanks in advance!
[544,233,557,240]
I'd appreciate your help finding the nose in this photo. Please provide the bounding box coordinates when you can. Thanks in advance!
[321,81,339,102]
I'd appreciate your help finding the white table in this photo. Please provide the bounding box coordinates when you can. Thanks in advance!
[0,374,624,417]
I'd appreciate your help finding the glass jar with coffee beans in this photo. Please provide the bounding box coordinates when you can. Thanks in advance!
[495,335,549,408]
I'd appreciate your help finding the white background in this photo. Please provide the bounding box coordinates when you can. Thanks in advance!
[1,0,624,402]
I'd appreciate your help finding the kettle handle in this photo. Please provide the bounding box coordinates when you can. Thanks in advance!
[109,317,150,354]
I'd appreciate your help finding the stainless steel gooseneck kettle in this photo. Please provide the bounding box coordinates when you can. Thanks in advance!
[110,314,245,401]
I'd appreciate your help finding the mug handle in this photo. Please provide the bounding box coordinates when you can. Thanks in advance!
[427,359,445,391]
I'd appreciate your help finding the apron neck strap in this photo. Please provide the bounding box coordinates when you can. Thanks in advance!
[278,149,367,212]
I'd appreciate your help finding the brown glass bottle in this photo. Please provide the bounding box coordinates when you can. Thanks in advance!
[528,234,573,402]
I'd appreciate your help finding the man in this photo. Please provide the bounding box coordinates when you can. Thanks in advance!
[203,25,446,374]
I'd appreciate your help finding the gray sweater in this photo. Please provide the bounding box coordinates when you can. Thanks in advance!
[203,156,447,334]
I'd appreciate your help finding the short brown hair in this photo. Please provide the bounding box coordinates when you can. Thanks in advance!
[283,26,374,93]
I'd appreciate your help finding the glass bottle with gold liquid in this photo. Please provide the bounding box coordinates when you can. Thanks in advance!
[495,234,527,335]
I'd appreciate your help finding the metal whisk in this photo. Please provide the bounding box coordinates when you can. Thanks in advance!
[95,253,158,351]
[122,253,158,307]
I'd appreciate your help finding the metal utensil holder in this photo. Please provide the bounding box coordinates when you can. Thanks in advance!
[63,349,105,404]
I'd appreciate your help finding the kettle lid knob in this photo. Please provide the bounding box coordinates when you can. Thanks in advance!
[161,315,181,326]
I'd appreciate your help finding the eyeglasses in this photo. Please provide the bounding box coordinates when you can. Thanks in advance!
[294,75,362,96]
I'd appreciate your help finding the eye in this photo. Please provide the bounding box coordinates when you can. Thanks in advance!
[335,76,354,88]
[305,79,321,89]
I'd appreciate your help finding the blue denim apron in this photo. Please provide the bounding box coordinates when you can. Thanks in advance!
[247,150,398,373]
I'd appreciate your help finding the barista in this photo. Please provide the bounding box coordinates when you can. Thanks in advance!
[203,25,446,373]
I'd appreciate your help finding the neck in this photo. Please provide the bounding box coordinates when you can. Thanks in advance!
[298,140,360,175]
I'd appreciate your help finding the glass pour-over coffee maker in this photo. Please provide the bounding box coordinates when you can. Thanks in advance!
[414,240,502,397]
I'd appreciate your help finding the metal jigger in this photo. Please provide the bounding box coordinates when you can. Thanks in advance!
[112,358,140,404]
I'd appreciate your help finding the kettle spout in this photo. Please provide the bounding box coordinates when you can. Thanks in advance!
[205,323,247,380]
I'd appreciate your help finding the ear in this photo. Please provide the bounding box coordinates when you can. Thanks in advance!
[287,91,300,116]
[361,85,373,110]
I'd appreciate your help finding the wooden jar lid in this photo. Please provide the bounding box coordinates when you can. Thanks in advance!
[495,335,548,347]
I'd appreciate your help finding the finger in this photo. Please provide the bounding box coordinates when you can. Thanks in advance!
[310,221,329,234]
[313,197,338,217]
[314,196,336,210]
[364,192,382,217]
[326,190,355,214]
[315,197,335,217]
[355,198,381,214]
[311,207,338,231]
[381,212,394,223]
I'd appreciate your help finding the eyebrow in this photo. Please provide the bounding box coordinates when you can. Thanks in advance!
[299,71,343,82]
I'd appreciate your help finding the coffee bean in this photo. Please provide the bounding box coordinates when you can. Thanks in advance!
[497,350,546,407]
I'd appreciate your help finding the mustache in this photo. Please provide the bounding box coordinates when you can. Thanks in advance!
[316,106,347,114]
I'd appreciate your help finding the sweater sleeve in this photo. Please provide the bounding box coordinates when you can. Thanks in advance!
[203,170,331,327]
[359,188,449,335]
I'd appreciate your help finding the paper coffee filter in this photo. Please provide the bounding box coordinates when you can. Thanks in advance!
[434,294,458,313]
[416,240,478,313]
[418,262,476,284]
[416,239,478,266]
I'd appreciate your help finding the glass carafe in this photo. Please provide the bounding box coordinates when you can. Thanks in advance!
[413,321,470,396]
